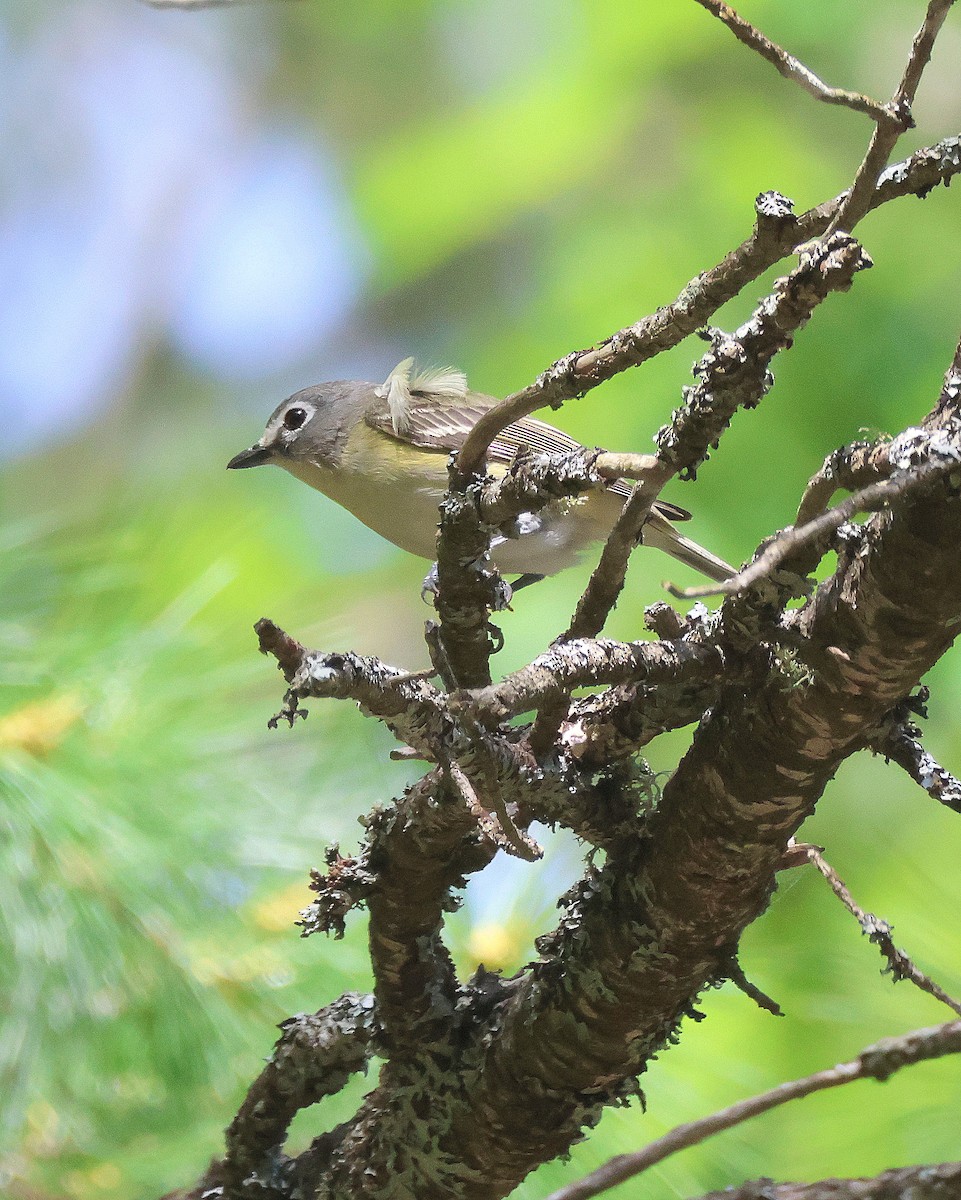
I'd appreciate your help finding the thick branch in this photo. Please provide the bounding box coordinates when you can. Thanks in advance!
[391,348,961,1198]
[342,772,477,1052]
[467,636,723,723]
[209,995,377,1197]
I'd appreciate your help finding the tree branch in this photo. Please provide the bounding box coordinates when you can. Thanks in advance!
[544,1022,961,1200]
[206,995,377,1197]
[454,136,960,477]
[795,440,894,526]
[827,0,956,235]
[874,725,961,816]
[529,233,871,752]
[694,0,893,122]
[694,1163,961,1200]
[670,438,960,601]
[466,636,723,724]
[398,342,961,1199]
[805,847,961,1017]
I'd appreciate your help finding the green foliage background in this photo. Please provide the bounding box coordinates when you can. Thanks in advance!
[2,2,961,1197]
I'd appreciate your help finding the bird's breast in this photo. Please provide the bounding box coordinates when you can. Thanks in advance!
[280,430,448,560]
[280,424,625,573]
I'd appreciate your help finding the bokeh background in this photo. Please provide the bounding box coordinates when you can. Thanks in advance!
[2,2,961,1197]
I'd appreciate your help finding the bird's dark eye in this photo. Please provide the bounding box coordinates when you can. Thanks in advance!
[283,407,308,431]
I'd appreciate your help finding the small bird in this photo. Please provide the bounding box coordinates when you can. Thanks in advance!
[227,358,733,587]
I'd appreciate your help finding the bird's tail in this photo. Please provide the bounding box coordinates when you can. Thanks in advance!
[641,509,735,583]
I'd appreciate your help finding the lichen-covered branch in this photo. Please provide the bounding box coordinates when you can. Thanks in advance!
[673,436,961,600]
[366,347,961,1199]
[256,619,450,757]
[655,234,872,475]
[467,636,723,723]
[199,995,377,1198]
[795,439,894,525]
[694,1163,961,1200]
[529,233,871,753]
[455,136,961,476]
[583,232,872,632]
[874,725,961,815]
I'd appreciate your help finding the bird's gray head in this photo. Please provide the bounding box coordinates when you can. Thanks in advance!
[227,381,370,472]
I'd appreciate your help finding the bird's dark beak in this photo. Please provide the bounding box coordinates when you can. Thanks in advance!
[227,444,272,470]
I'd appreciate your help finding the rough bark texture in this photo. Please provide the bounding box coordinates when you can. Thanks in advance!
[185,342,961,1200]
[161,7,961,1195]
[696,1163,961,1200]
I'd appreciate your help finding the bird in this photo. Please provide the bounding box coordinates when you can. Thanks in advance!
[227,358,734,588]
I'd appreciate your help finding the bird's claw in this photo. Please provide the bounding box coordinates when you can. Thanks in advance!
[491,574,513,612]
[422,562,515,612]
[421,563,441,604]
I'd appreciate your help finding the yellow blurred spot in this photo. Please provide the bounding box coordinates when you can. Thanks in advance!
[58,846,105,889]
[88,1164,123,1191]
[64,1162,123,1197]
[0,693,84,756]
[250,882,313,932]
[24,1100,60,1155]
[190,943,291,989]
[468,922,520,970]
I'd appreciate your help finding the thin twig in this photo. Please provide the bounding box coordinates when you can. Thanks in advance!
[454,136,961,480]
[669,455,955,600]
[444,758,500,842]
[827,0,956,235]
[694,0,892,122]
[694,1163,961,1200]
[874,725,961,815]
[544,1021,961,1200]
[795,439,893,526]
[445,750,541,862]
[565,472,673,642]
[724,954,784,1017]
[806,847,961,1017]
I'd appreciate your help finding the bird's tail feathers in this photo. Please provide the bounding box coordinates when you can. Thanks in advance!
[641,512,735,583]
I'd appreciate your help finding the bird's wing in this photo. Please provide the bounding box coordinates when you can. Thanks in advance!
[365,364,691,522]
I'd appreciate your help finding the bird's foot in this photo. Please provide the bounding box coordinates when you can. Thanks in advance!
[421,562,518,613]
[421,563,441,604]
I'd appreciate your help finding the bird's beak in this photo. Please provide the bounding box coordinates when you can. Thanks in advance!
[227,444,272,470]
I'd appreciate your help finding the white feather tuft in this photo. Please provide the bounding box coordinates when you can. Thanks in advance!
[375,358,469,436]
[409,364,468,400]
[375,356,415,435]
